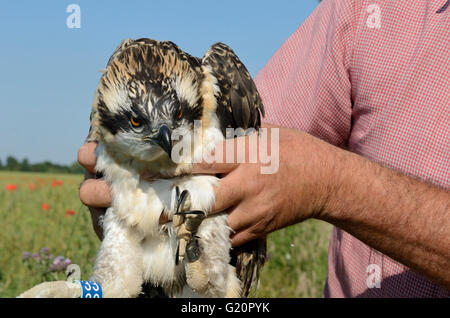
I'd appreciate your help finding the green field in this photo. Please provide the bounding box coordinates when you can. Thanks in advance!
[0,171,331,298]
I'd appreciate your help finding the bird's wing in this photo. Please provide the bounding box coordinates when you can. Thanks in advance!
[202,43,267,297]
[202,42,265,135]
[230,238,267,297]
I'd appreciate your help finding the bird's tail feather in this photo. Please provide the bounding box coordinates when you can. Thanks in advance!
[231,238,267,297]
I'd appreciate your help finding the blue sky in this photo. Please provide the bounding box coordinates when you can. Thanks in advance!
[0,0,319,165]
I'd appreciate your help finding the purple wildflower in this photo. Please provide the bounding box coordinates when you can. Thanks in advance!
[64,258,71,267]
[40,247,49,254]
[32,253,40,262]
[53,256,64,266]
[22,251,31,261]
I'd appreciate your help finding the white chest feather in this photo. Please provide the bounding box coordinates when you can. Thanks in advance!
[93,125,229,291]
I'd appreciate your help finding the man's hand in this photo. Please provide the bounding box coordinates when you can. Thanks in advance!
[191,127,333,246]
[78,142,112,240]
[192,126,450,289]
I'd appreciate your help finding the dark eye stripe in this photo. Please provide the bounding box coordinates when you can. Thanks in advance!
[98,99,149,135]
[99,109,133,135]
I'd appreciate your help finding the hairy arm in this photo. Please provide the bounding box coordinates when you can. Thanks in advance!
[191,126,450,289]
[320,142,450,289]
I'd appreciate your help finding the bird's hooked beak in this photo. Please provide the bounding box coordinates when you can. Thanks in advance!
[152,125,172,158]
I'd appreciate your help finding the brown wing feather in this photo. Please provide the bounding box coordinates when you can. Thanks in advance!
[202,43,267,297]
[230,238,267,297]
[202,42,265,134]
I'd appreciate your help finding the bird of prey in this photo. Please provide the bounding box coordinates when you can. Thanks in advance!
[19,38,266,298]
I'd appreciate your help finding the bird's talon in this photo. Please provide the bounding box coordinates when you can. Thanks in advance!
[175,241,180,265]
[175,187,191,214]
[173,187,207,266]
[174,210,206,216]
[186,238,202,263]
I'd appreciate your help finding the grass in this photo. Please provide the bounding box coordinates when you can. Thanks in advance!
[0,171,331,298]
[257,219,331,297]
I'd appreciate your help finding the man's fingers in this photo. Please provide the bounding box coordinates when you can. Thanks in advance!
[78,142,98,173]
[225,204,268,247]
[225,203,264,236]
[79,178,112,208]
[191,138,246,175]
[230,230,258,247]
[226,206,250,234]
[209,172,243,214]
[192,161,239,175]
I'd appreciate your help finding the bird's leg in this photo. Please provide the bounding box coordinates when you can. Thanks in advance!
[173,186,209,293]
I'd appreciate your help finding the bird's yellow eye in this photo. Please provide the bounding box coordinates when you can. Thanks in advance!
[177,110,183,120]
[130,117,141,127]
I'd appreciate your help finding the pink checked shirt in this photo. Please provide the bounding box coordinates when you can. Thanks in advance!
[254,0,449,297]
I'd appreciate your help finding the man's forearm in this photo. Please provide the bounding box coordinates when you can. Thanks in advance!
[317,145,450,289]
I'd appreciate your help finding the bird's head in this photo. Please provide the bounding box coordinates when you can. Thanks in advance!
[89,39,205,165]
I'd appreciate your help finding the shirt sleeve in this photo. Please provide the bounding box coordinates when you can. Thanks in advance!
[254,0,361,148]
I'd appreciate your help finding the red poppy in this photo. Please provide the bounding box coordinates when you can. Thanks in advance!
[28,183,35,190]
[65,210,76,217]
[5,184,17,192]
[42,203,49,211]
[52,180,63,187]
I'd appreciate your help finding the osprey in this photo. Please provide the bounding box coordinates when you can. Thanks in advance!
[19,38,266,298]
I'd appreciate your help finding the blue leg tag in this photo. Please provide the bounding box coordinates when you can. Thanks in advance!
[76,280,103,298]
